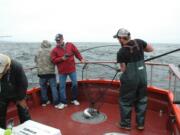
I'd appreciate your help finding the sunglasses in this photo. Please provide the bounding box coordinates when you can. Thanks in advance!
[118,37,128,40]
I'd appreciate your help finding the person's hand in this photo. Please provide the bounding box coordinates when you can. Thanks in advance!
[80,59,86,63]
[62,56,66,60]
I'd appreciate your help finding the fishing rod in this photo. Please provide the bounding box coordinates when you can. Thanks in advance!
[145,48,180,62]
[26,44,118,70]
[28,44,180,70]
[81,61,118,79]
[83,70,119,119]
[80,47,180,63]
[83,48,180,116]
[80,44,118,53]
[81,61,119,116]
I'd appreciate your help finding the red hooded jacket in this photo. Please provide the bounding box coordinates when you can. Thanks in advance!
[51,42,83,74]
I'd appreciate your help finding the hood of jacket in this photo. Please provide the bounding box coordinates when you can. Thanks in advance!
[41,40,51,48]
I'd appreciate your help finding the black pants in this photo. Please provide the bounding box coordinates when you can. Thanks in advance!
[0,98,31,129]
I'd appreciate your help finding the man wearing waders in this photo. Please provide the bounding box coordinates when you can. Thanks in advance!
[113,28,153,130]
[0,53,31,129]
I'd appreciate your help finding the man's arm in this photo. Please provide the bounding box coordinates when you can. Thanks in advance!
[72,43,84,62]
[16,63,28,101]
[120,63,126,72]
[50,50,66,64]
[144,44,154,52]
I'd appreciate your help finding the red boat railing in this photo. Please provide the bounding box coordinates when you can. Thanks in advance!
[17,61,180,134]
[24,61,180,103]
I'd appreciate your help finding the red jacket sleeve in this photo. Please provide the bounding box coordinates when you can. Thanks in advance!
[50,48,64,64]
[71,43,83,61]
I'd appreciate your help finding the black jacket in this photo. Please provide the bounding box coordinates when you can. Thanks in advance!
[0,60,28,100]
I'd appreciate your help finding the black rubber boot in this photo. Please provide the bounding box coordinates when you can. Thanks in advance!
[0,100,8,129]
[17,104,31,123]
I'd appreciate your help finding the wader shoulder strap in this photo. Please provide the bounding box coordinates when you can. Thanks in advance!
[123,40,140,53]
[133,40,140,51]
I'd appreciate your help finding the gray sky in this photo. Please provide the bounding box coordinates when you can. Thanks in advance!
[0,0,180,43]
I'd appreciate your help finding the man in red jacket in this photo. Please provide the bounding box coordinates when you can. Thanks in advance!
[51,34,85,109]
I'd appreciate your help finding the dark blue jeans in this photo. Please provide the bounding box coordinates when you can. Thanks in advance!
[39,77,59,105]
[59,72,78,104]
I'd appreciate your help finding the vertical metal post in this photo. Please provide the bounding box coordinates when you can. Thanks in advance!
[169,70,172,91]
[150,65,153,86]
[173,76,177,94]
[173,76,177,102]
[85,65,88,79]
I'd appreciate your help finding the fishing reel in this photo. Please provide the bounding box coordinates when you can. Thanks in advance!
[83,108,99,119]
[64,54,70,58]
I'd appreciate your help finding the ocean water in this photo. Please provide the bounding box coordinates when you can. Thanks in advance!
[0,41,179,91]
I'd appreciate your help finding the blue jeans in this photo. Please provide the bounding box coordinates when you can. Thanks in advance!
[59,72,78,104]
[39,77,59,105]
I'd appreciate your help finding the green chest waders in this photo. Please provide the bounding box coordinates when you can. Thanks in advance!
[119,60,148,127]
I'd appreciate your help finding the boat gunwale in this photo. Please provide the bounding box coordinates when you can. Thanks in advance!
[24,62,180,134]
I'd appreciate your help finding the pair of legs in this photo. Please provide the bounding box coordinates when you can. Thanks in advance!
[59,72,78,104]
[119,84,147,129]
[39,77,59,105]
[0,98,31,129]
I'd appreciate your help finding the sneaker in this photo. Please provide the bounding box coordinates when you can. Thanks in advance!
[54,104,59,108]
[137,126,144,130]
[71,100,80,106]
[57,103,67,109]
[41,104,47,107]
[41,100,51,107]
[46,100,51,105]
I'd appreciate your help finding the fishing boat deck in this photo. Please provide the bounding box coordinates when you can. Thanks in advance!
[11,100,170,135]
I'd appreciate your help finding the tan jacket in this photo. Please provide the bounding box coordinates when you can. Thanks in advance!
[35,41,55,75]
